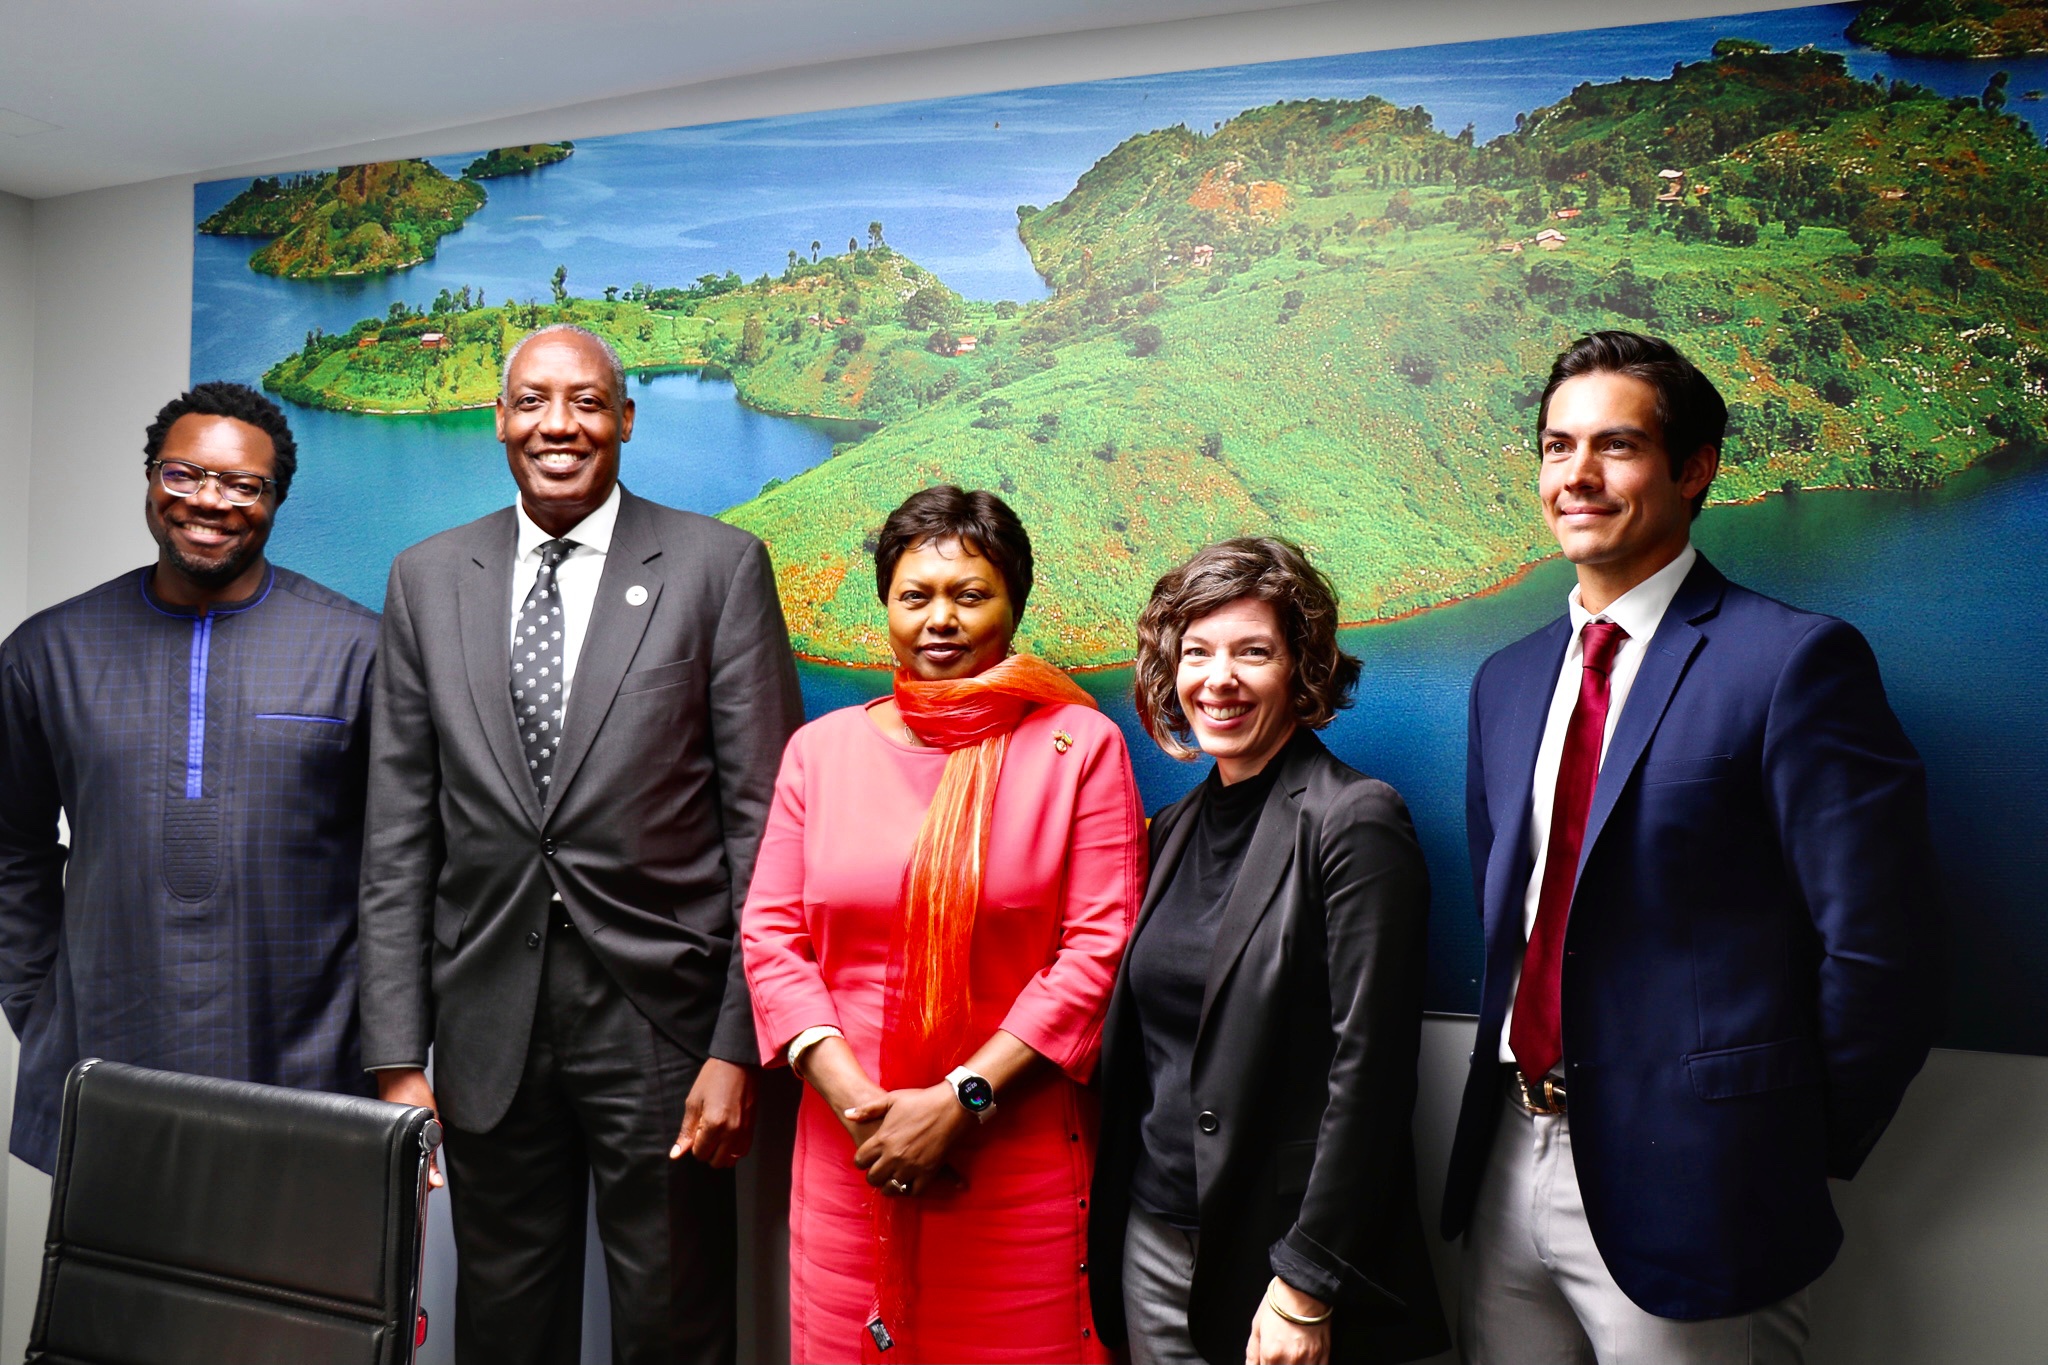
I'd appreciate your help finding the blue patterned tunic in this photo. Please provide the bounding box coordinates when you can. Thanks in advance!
[0,565,379,1170]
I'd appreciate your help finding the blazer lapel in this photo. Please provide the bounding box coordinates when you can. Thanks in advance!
[1482,620,1570,981]
[1196,750,1306,1038]
[1574,556,1725,884]
[457,512,543,828]
[1135,792,1204,940]
[544,489,664,817]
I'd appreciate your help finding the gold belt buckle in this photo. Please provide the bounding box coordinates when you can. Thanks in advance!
[1515,1070,1568,1115]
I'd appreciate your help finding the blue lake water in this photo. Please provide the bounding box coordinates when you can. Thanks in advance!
[193,2,2048,1050]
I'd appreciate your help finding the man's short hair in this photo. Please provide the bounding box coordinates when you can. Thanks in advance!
[1133,536,1360,761]
[872,485,1035,621]
[502,324,628,411]
[1539,330,1726,516]
[143,382,299,502]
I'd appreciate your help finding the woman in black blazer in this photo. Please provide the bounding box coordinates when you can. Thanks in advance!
[1089,537,1448,1365]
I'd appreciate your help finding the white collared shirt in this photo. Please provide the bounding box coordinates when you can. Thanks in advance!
[511,482,621,728]
[1498,544,1697,1065]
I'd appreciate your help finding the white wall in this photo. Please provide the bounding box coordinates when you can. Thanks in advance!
[0,186,33,1339]
[11,1,2048,1360]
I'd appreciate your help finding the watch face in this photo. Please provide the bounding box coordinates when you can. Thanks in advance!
[957,1075,994,1112]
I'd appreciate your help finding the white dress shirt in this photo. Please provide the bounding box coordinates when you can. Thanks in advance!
[1498,544,1697,1065]
[511,481,621,728]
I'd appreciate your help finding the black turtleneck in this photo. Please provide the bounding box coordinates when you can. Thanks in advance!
[1126,749,1286,1229]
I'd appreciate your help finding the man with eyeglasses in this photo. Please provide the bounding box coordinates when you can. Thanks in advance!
[0,381,380,1174]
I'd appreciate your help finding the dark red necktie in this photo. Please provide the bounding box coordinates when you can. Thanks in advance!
[1511,620,1629,1085]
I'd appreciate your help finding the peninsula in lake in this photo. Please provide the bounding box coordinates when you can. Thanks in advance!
[1848,0,2048,56]
[257,43,2048,666]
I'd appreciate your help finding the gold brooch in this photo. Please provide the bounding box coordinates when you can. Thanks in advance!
[1053,729,1074,754]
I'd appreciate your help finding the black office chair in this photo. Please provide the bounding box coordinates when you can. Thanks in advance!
[28,1059,440,1365]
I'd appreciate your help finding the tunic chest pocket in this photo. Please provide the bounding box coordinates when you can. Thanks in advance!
[252,713,350,744]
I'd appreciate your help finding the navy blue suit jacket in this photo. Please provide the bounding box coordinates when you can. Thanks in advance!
[1440,554,1942,1319]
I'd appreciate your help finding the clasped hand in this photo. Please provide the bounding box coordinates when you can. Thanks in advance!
[846,1083,972,1196]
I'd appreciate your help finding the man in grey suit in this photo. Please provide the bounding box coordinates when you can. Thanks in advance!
[359,324,803,1364]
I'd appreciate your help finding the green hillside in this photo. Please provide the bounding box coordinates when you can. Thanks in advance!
[259,43,2048,665]
[1847,0,2048,56]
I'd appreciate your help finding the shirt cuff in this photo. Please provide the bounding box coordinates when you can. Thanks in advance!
[1269,1238,1345,1309]
[785,1025,844,1067]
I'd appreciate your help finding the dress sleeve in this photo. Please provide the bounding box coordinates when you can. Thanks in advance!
[741,729,843,1067]
[999,718,1146,1083]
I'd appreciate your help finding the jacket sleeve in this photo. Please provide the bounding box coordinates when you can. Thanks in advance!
[0,647,67,1039]
[356,560,442,1070]
[1272,780,1432,1311]
[1764,618,1943,1177]
[998,719,1146,1083]
[706,539,805,1064]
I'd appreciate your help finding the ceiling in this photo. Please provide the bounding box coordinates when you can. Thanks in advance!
[0,0,1325,200]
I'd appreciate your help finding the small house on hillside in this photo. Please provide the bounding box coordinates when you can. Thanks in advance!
[419,332,448,349]
[953,335,978,354]
[357,336,378,349]
[1496,240,1525,255]
[1555,208,1582,220]
[1191,244,1215,266]
[1534,228,1566,250]
[1658,169,1685,181]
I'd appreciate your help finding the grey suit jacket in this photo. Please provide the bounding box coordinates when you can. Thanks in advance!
[358,486,804,1132]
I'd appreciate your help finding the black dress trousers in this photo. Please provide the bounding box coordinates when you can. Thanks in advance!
[441,914,737,1365]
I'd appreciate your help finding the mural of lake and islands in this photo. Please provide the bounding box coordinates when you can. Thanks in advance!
[193,1,2047,1052]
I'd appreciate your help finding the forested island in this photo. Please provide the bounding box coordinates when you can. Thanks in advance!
[199,144,573,278]
[464,142,574,179]
[257,43,2048,666]
[1848,0,2048,56]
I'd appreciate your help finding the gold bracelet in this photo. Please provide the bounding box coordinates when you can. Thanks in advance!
[1264,1280,1333,1327]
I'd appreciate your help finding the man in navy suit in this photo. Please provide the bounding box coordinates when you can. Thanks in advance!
[1442,331,1942,1363]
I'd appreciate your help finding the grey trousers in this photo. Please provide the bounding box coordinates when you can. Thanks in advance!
[1123,1203,1211,1365]
[1460,1088,1809,1365]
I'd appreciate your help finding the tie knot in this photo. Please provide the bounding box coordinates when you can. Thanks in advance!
[538,539,575,570]
[1581,620,1628,674]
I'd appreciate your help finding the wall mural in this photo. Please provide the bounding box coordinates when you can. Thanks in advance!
[193,1,2048,1050]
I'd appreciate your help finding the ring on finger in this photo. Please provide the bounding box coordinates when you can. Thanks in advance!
[886,1178,910,1195]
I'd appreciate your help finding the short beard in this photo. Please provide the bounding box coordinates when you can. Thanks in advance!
[151,522,264,590]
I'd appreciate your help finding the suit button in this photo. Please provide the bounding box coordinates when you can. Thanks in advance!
[526,931,542,950]
[1197,1111,1219,1134]
[542,839,556,856]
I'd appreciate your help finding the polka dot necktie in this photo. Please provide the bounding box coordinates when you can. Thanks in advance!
[512,538,575,800]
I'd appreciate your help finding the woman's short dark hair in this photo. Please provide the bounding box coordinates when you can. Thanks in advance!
[1538,330,1725,516]
[143,381,300,502]
[1134,537,1360,760]
[872,486,1035,618]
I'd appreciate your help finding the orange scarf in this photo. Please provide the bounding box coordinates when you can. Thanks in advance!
[868,654,1095,1359]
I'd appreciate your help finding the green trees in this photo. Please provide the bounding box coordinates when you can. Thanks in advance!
[550,265,569,306]
[738,313,767,365]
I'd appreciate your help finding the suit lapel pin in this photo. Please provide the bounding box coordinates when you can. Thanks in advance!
[1053,729,1073,754]
[624,585,649,607]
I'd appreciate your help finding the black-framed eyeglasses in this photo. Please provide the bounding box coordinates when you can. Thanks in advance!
[147,458,277,507]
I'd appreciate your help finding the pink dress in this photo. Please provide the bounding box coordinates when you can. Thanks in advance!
[743,699,1144,1364]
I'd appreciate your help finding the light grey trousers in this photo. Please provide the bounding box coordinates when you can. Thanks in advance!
[1124,1203,1210,1365]
[1460,1088,1809,1365]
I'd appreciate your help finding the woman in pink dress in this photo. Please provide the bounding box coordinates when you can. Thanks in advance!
[743,485,1144,1363]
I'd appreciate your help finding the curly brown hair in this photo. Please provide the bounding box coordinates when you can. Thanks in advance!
[1133,537,1360,760]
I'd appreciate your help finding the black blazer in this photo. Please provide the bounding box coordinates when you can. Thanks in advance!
[1089,732,1449,1365]
[357,487,804,1132]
